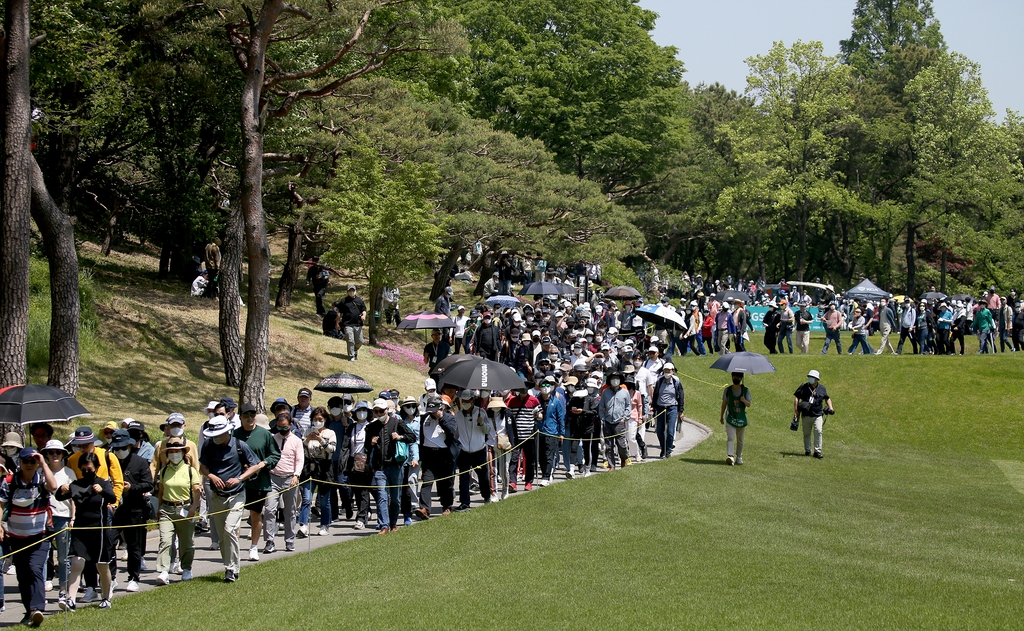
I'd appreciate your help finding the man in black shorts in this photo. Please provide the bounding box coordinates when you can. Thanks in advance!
[232,404,280,563]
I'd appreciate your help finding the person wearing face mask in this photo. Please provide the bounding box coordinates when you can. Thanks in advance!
[232,404,280,563]
[199,416,262,582]
[1,448,58,624]
[474,312,502,361]
[418,379,438,416]
[364,399,416,533]
[303,407,337,536]
[454,390,494,508]
[263,414,303,552]
[413,397,459,519]
[485,397,511,499]
[532,376,565,485]
[1,432,24,474]
[566,385,595,477]
[154,437,201,585]
[340,283,367,361]
[793,370,834,459]
[337,402,374,529]
[397,397,421,525]
[720,372,753,465]
[151,413,198,477]
[652,362,685,459]
[108,430,153,594]
[55,451,115,613]
[325,396,354,523]
[40,440,74,600]
[505,387,541,491]
[598,372,631,469]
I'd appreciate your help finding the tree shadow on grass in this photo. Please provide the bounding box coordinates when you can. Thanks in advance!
[679,458,731,466]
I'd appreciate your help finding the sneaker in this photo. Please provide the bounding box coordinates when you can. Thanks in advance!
[455,504,471,512]
[110,579,118,592]
[31,610,45,625]
[249,546,261,561]
[224,569,236,583]
[98,599,111,610]
[813,451,824,459]
[126,580,139,592]
[285,543,295,552]
[45,580,53,591]
[169,561,182,575]
[181,570,193,581]
[208,541,219,551]
[623,458,633,466]
[318,527,330,536]
[262,542,276,555]
[805,450,811,456]
[583,469,592,478]
[402,518,412,527]
[565,467,575,479]
[140,559,147,571]
[156,571,170,585]
[736,457,744,465]
[297,524,309,538]
[508,483,518,493]
[377,527,390,535]
[538,478,551,487]
[441,508,451,516]
[81,587,98,603]
[412,508,429,521]
[118,549,128,561]
[353,520,365,530]
[58,598,76,613]
[524,483,533,491]
[726,456,735,466]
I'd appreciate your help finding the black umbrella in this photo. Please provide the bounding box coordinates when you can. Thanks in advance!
[709,352,776,375]
[947,293,973,302]
[437,358,526,392]
[519,281,569,296]
[429,353,477,378]
[919,291,948,302]
[313,373,373,394]
[603,285,642,300]
[0,384,91,425]
[714,290,750,304]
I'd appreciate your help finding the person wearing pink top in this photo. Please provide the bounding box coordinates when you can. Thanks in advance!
[624,377,645,464]
[263,414,304,553]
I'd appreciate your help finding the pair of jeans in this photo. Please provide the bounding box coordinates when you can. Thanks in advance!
[779,326,793,353]
[847,333,873,354]
[263,474,299,544]
[654,405,679,457]
[372,465,404,529]
[297,480,313,526]
[897,326,918,354]
[821,329,842,354]
[507,438,537,484]
[47,516,71,589]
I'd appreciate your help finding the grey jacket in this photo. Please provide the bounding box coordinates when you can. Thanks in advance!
[598,386,632,423]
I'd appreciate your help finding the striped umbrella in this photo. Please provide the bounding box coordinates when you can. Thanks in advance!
[397,311,456,330]
[313,373,373,394]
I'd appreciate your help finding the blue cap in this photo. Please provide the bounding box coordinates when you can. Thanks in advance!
[220,397,237,409]
[378,390,392,400]
[18,447,38,460]
[70,427,95,444]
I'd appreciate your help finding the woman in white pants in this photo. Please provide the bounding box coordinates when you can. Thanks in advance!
[720,372,752,465]
[486,398,510,499]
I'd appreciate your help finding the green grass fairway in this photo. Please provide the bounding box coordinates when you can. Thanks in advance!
[71,349,1024,630]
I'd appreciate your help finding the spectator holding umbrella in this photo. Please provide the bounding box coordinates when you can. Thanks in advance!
[720,372,752,466]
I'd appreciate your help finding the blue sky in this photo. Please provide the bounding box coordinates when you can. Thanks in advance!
[638,0,1023,118]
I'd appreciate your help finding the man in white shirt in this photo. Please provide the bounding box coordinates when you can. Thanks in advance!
[453,391,493,511]
[453,306,470,354]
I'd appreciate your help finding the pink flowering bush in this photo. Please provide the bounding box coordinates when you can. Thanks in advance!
[369,341,426,371]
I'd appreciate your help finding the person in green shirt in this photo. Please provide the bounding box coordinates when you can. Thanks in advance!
[232,404,280,563]
[720,372,752,466]
[972,304,995,354]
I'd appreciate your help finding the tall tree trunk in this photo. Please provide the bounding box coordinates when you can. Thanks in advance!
[219,200,244,388]
[158,243,172,279]
[0,0,32,387]
[796,208,808,281]
[237,1,282,412]
[367,281,381,346]
[29,155,80,395]
[100,198,120,256]
[274,212,305,309]
[905,221,917,297]
[429,244,463,302]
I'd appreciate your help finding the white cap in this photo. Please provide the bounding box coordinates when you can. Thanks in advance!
[205,400,220,412]
[424,378,436,391]
[807,370,820,380]
[372,398,389,410]
[512,312,522,322]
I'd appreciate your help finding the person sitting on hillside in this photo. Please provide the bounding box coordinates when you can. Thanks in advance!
[190,270,209,297]
[322,301,342,338]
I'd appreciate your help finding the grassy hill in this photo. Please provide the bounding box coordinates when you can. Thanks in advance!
[33,243,1024,629]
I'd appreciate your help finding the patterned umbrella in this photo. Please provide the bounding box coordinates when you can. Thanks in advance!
[636,303,686,329]
[313,373,373,394]
[485,294,521,309]
[397,311,456,330]
[0,384,91,425]
[603,286,641,300]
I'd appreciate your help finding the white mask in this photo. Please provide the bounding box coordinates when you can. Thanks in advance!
[330,407,343,417]
[355,410,368,421]
[4,447,19,458]
[167,452,184,464]
[311,421,325,430]
[541,386,553,395]
[113,448,131,460]
[169,427,185,438]
[344,404,354,413]
[610,378,621,387]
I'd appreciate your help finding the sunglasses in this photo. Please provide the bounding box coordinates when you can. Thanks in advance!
[241,411,256,417]
[42,451,63,457]
[20,458,38,465]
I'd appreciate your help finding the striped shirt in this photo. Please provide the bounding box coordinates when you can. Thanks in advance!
[0,471,51,538]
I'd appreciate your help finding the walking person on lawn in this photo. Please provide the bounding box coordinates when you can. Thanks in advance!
[794,370,835,459]
[55,452,115,613]
[233,404,280,562]
[340,284,367,361]
[413,397,459,519]
[108,430,153,594]
[366,399,416,532]
[263,413,303,553]
[154,436,200,585]
[720,372,752,466]
[454,390,494,507]
[652,362,684,459]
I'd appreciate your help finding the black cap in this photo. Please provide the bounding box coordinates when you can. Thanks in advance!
[239,403,257,415]
[297,387,312,398]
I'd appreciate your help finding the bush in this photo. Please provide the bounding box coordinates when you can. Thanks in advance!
[26,257,100,372]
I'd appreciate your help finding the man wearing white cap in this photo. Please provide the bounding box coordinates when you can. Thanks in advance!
[793,370,834,459]
[198,417,262,582]
[419,378,438,416]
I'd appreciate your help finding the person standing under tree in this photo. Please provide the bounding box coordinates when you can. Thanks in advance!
[305,255,337,317]
[793,370,834,459]
[720,372,752,466]
[340,284,367,361]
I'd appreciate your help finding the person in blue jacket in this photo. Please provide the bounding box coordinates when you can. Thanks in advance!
[535,376,565,487]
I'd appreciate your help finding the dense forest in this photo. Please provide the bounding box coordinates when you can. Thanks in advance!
[2,0,1022,402]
